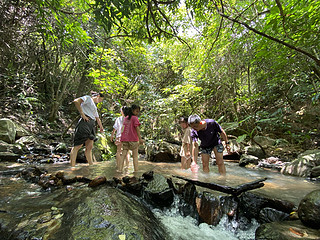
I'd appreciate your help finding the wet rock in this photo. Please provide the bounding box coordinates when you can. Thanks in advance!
[0,118,16,143]
[257,157,285,171]
[239,154,259,167]
[142,170,154,181]
[281,149,320,177]
[144,174,174,207]
[255,220,320,240]
[120,179,144,197]
[14,122,30,139]
[0,152,20,161]
[178,182,199,219]
[220,196,238,218]
[40,158,54,164]
[67,187,170,240]
[196,191,221,226]
[253,136,277,148]
[54,143,67,153]
[31,144,52,154]
[16,135,37,145]
[310,166,320,178]
[238,192,295,220]
[298,190,320,229]
[259,207,290,224]
[88,176,107,188]
[0,140,25,154]
[145,140,181,162]
[244,145,265,159]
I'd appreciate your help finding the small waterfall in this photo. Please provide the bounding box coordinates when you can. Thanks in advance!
[152,195,259,240]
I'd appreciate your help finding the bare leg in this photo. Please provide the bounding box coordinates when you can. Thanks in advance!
[132,148,139,172]
[70,144,83,167]
[213,148,226,176]
[84,139,94,165]
[201,154,210,173]
[125,151,130,168]
[186,157,192,169]
[193,142,199,164]
[120,149,128,172]
[116,143,122,170]
[181,156,187,169]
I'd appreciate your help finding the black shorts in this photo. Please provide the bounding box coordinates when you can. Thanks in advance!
[199,144,224,155]
[73,118,96,146]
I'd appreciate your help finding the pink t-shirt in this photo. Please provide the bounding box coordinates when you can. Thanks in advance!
[120,115,141,142]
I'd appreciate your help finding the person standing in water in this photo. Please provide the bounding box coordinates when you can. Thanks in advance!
[188,114,230,175]
[119,105,144,172]
[110,106,130,171]
[69,92,104,167]
[178,116,193,169]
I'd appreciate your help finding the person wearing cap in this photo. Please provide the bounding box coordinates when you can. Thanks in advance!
[178,116,193,169]
[188,114,230,175]
[69,92,104,167]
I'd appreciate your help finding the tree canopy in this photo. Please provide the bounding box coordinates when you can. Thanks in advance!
[0,0,319,147]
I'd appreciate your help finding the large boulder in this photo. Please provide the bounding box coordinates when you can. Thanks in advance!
[0,185,171,240]
[68,187,170,240]
[281,149,320,177]
[0,118,16,143]
[145,140,181,162]
[298,190,320,229]
[256,220,320,240]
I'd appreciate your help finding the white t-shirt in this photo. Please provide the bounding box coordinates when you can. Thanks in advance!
[80,95,99,121]
[113,116,124,138]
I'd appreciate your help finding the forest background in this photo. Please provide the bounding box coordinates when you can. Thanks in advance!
[0,0,319,155]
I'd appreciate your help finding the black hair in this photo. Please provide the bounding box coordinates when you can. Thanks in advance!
[122,106,130,117]
[91,91,104,98]
[179,116,188,123]
[127,104,140,120]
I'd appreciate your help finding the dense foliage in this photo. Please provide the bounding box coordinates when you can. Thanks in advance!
[0,0,319,147]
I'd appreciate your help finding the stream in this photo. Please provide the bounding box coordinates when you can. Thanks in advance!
[1,158,319,239]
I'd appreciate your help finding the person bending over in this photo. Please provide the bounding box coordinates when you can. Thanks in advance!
[188,114,230,175]
[70,92,104,167]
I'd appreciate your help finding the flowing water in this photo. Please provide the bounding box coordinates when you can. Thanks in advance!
[1,158,319,239]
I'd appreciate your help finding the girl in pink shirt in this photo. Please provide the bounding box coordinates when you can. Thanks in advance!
[119,105,144,172]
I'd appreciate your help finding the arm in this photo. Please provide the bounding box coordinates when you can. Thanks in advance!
[73,98,89,122]
[136,126,144,144]
[220,128,231,153]
[182,142,191,158]
[110,128,116,142]
[96,117,104,132]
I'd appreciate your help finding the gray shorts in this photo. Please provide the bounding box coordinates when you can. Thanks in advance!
[199,144,224,155]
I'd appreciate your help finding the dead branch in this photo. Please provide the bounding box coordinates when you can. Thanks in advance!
[173,175,267,196]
